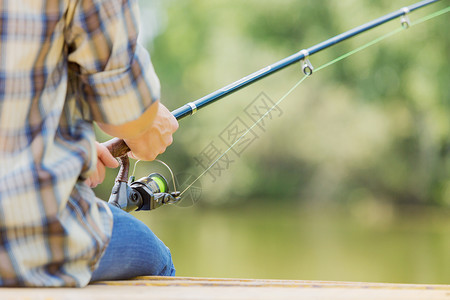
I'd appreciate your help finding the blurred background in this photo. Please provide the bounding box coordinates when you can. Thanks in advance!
[95,0,449,284]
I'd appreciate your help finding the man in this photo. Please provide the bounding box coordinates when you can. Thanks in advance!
[0,0,178,286]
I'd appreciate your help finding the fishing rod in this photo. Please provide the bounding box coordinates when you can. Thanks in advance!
[105,0,443,212]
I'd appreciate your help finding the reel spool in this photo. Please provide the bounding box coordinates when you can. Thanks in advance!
[108,155,180,212]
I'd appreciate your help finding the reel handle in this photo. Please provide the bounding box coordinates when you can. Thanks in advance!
[102,137,130,183]
[103,138,182,212]
[103,138,130,158]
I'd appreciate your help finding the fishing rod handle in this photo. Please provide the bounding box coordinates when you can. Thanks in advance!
[103,137,130,158]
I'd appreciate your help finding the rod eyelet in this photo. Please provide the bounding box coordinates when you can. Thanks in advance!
[400,7,411,29]
[299,49,314,76]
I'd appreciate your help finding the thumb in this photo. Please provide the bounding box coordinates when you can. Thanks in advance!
[96,142,120,168]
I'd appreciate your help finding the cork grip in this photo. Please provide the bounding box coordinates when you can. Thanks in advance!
[103,138,131,158]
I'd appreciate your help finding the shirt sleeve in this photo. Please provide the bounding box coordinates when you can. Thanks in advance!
[65,0,160,125]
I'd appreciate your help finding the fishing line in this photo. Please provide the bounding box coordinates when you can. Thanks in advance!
[155,159,178,192]
[179,6,449,197]
[131,159,142,178]
[179,75,308,197]
[132,158,178,191]
[315,6,450,72]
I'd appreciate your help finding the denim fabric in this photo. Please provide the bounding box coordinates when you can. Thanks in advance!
[90,204,175,282]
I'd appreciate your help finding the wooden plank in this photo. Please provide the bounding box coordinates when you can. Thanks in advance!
[0,277,449,300]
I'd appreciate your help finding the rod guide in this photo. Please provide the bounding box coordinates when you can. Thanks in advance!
[401,7,411,29]
[299,49,314,76]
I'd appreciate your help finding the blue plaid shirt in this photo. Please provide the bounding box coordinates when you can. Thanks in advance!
[0,0,159,286]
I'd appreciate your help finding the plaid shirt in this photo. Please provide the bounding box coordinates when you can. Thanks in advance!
[0,0,159,286]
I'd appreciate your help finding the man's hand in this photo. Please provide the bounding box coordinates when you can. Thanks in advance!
[85,142,120,188]
[124,102,178,161]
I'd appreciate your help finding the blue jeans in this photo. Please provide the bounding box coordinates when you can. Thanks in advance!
[90,204,175,282]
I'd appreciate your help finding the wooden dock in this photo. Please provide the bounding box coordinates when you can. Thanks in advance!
[0,277,449,299]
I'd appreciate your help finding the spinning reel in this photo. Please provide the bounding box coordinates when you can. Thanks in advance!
[108,155,181,212]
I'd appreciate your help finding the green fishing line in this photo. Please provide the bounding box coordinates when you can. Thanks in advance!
[180,6,449,197]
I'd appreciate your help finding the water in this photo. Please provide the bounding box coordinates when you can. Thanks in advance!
[134,201,450,284]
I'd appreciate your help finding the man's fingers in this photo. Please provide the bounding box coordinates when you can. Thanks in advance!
[129,150,158,161]
[85,178,92,187]
[171,116,179,131]
[96,143,120,168]
[123,102,178,162]
[86,163,105,188]
[85,170,99,188]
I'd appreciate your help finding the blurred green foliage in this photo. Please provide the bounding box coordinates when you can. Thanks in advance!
[135,0,449,207]
[94,0,450,283]
[96,1,449,206]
